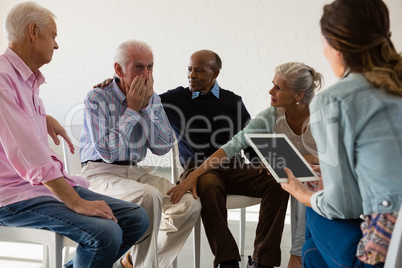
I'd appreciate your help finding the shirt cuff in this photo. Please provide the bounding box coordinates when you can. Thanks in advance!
[123,108,141,126]
[221,143,236,160]
[140,103,153,118]
[27,161,65,185]
[310,190,325,217]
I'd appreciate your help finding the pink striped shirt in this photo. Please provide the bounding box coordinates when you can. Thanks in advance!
[0,48,89,207]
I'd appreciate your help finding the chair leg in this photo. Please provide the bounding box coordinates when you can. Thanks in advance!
[48,241,58,268]
[239,208,246,257]
[53,234,64,268]
[64,246,71,265]
[42,244,49,268]
[193,216,201,268]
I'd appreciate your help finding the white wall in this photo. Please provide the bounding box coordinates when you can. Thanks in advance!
[1,0,402,136]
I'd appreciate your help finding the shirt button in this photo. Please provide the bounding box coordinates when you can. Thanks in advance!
[382,200,390,207]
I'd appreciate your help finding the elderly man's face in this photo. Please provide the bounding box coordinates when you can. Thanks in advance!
[34,18,59,66]
[187,53,218,94]
[121,49,154,86]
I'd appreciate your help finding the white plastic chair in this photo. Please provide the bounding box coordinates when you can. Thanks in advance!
[0,226,77,268]
[62,125,83,176]
[170,138,261,268]
[384,205,402,268]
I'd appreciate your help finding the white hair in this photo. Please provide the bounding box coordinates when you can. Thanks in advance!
[5,1,56,43]
[114,40,153,72]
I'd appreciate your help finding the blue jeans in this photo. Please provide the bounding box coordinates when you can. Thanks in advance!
[302,208,383,268]
[0,187,149,268]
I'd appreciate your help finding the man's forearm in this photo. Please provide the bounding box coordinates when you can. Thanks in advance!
[43,177,82,210]
[43,177,118,222]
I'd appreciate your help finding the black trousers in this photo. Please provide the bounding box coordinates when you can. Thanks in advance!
[184,158,289,267]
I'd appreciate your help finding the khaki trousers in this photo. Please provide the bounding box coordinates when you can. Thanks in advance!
[80,162,201,268]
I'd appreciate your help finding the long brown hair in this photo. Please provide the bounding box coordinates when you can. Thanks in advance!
[320,0,402,96]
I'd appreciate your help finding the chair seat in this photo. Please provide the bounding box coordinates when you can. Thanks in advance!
[227,195,261,209]
[0,226,77,268]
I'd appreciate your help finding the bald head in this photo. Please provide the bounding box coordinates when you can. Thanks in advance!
[190,50,222,71]
[188,50,221,93]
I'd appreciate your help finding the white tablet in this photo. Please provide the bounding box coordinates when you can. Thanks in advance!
[245,133,320,183]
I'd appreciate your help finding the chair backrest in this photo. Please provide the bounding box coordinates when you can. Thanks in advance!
[62,125,83,176]
[384,205,402,268]
[170,133,183,184]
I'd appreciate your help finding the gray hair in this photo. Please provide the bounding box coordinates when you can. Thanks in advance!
[5,1,56,43]
[114,40,153,72]
[210,50,222,71]
[275,62,324,104]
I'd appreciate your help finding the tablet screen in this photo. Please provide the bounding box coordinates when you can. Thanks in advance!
[245,133,319,183]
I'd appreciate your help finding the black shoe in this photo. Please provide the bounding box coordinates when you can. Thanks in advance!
[220,259,239,268]
[246,256,273,268]
[247,256,256,268]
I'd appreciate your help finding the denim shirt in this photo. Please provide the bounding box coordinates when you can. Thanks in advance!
[310,73,402,219]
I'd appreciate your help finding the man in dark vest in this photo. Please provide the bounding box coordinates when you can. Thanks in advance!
[164,50,287,268]
[160,50,252,170]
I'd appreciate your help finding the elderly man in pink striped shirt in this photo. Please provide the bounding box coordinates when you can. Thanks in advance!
[0,2,149,268]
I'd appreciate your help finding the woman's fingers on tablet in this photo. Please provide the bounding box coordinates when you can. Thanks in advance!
[284,167,295,178]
